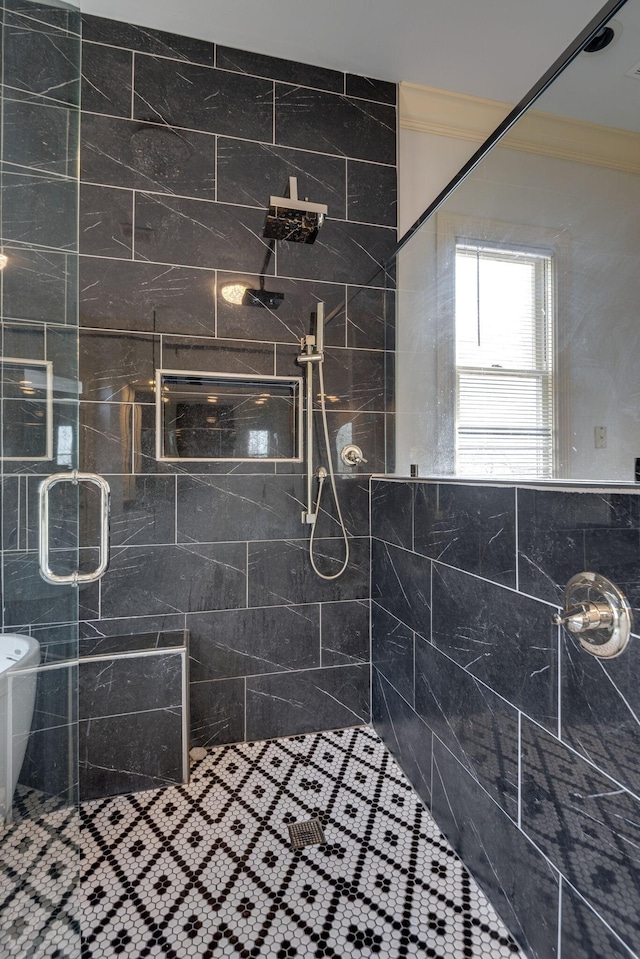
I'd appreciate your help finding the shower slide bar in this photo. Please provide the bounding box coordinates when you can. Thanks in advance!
[38,471,111,586]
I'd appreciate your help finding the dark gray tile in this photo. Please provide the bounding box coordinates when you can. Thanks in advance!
[82,14,214,64]
[188,605,319,680]
[78,627,186,658]
[318,347,386,412]
[106,475,176,547]
[79,183,133,257]
[371,602,414,705]
[79,257,216,335]
[246,664,369,739]
[431,739,559,959]
[415,638,518,819]
[81,42,132,117]
[216,273,346,346]
[415,482,517,587]
[216,137,345,218]
[372,668,431,808]
[2,97,77,177]
[275,85,396,165]
[321,599,369,666]
[177,475,304,544]
[346,285,391,351]
[133,56,272,140]
[2,550,80,627]
[306,476,370,541]
[189,677,244,747]
[322,410,388,474]
[80,613,185,642]
[432,563,557,730]
[371,539,431,638]
[1,171,77,251]
[248,536,369,607]
[161,335,273,376]
[216,46,343,93]
[79,401,134,474]
[276,218,396,287]
[521,719,640,955]
[371,479,413,549]
[79,329,156,402]
[3,247,74,325]
[517,489,639,605]
[134,193,271,272]
[18,722,77,808]
[2,320,45,359]
[100,543,247,619]
[1,476,26,551]
[79,707,184,799]
[81,114,215,198]
[561,882,637,959]
[3,13,80,107]
[346,75,396,105]
[28,663,77,731]
[347,160,396,228]
[79,652,183,719]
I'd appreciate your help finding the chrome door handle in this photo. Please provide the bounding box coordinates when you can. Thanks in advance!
[39,471,111,586]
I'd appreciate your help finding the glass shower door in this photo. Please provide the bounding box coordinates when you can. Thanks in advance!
[0,0,82,956]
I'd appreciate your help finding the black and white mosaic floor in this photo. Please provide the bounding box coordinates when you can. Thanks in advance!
[2,727,525,958]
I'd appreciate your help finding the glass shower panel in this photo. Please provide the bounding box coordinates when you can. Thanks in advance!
[0,1,81,956]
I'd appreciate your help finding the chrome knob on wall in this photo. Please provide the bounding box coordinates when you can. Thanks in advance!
[340,444,367,468]
[553,572,633,659]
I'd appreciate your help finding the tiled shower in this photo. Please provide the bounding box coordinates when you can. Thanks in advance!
[0,1,639,958]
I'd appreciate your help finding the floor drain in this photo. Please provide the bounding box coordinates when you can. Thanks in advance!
[287,817,325,849]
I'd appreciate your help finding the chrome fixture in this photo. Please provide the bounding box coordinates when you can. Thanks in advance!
[39,471,111,586]
[264,176,327,244]
[340,444,367,468]
[553,571,633,659]
[296,302,349,580]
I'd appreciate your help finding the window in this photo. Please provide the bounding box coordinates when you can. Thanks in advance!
[454,240,554,479]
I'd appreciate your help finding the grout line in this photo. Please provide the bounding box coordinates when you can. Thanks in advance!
[517,710,522,829]
[130,51,135,120]
[245,542,249,608]
[557,876,563,959]
[514,486,519,592]
[319,602,323,668]
[557,622,562,740]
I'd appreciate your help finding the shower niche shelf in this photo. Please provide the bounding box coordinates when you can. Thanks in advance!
[156,370,303,462]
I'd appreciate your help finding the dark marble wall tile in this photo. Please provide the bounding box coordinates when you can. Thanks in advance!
[18,722,77,807]
[371,479,412,549]
[79,652,182,719]
[347,160,397,228]
[561,629,640,797]
[82,14,213,64]
[3,13,80,107]
[80,613,185,642]
[345,285,389,351]
[346,75,396,105]
[190,677,245,747]
[321,600,369,666]
[216,137,345,217]
[81,114,216,198]
[177,474,304,544]
[188,604,319,680]
[371,602,414,705]
[79,707,184,799]
[371,539,430,638]
[245,664,369,739]
[79,401,134,474]
[106,475,176,547]
[415,638,518,820]
[320,347,386,412]
[521,719,640,956]
[415,482,516,587]
[432,739,559,959]
[561,882,636,959]
[133,56,272,139]
[216,274,346,346]
[161,334,273,376]
[2,98,77,177]
[372,669,431,808]
[276,219,396,287]
[79,257,216,335]
[517,489,639,605]
[78,628,185,658]
[1,171,77,251]
[275,85,396,165]
[81,42,132,117]
[133,193,269,272]
[28,663,77,731]
[248,536,369,607]
[2,551,79,626]
[2,247,74,325]
[79,183,133,258]
[432,564,557,731]
[100,542,247,619]
[79,329,156,402]
[216,46,343,93]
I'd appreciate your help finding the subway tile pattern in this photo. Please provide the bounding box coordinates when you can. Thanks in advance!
[73,13,397,760]
[371,478,640,959]
[78,727,523,959]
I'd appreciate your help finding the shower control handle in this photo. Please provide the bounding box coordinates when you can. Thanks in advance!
[340,444,367,467]
[552,603,613,633]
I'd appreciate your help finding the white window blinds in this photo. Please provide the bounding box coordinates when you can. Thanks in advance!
[455,242,554,479]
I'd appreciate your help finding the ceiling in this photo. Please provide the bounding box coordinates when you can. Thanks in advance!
[77,0,610,104]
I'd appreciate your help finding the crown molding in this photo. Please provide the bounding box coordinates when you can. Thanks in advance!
[399,81,640,175]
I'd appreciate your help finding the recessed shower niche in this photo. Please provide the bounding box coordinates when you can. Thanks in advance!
[156,371,303,461]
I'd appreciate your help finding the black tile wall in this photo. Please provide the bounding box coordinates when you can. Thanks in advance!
[76,14,397,749]
[371,478,640,959]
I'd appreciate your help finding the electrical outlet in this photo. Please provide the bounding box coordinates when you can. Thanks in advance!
[595,426,607,449]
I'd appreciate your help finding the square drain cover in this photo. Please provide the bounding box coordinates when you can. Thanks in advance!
[287,817,325,849]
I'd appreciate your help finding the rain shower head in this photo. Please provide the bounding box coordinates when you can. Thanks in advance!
[263,176,327,244]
